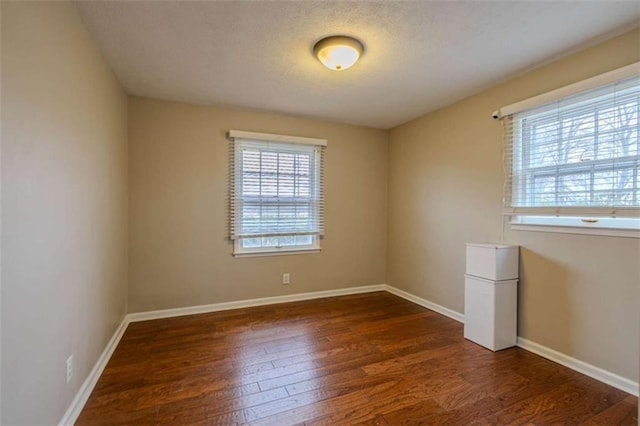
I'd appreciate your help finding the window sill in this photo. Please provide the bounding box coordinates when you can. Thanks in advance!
[510,223,640,239]
[233,248,322,258]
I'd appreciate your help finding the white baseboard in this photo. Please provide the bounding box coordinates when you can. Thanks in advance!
[59,283,638,425]
[59,316,130,425]
[127,284,387,323]
[385,285,639,397]
[516,337,639,397]
[384,285,465,323]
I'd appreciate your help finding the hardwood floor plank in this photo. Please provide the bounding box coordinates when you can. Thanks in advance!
[307,381,443,425]
[270,342,371,369]
[362,399,451,426]
[155,386,288,423]
[283,368,368,396]
[135,376,256,409]
[360,342,459,376]
[247,389,370,426]
[77,292,638,425]
[585,396,639,425]
[256,350,389,392]
[355,413,390,426]
[486,380,630,424]
[76,405,159,425]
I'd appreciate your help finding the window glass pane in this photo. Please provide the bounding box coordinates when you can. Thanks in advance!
[596,103,637,158]
[296,155,310,197]
[240,235,315,249]
[598,102,638,158]
[593,169,613,190]
[596,133,618,160]
[532,175,556,206]
[242,150,260,172]
[564,136,594,163]
[242,237,262,248]
[636,166,640,204]
[241,150,261,196]
[558,172,589,205]
[278,153,295,197]
[529,122,560,167]
[615,168,635,191]
[260,151,278,197]
[295,235,313,245]
[593,172,615,206]
[560,113,595,164]
[629,130,638,157]
[614,167,636,206]
[613,190,635,206]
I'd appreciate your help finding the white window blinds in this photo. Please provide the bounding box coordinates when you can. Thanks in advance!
[228,131,326,241]
[502,71,640,218]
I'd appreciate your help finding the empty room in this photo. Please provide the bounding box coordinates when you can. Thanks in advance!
[2,0,639,424]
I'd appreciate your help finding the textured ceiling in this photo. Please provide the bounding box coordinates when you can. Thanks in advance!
[74,1,639,129]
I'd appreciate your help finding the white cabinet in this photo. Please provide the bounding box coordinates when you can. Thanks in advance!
[465,243,518,281]
[464,243,519,351]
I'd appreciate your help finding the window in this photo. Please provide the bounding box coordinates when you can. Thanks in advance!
[228,130,326,256]
[500,64,640,235]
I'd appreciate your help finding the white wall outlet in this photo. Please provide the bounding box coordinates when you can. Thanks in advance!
[282,273,290,285]
[66,355,73,384]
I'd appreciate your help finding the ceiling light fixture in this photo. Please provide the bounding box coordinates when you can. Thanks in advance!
[313,35,364,71]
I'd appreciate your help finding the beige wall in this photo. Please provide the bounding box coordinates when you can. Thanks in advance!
[388,28,640,382]
[1,2,129,424]
[128,97,387,312]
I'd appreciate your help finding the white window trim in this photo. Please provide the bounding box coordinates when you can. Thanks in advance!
[510,216,640,238]
[228,130,327,147]
[233,237,322,258]
[494,61,640,118]
[233,236,322,257]
[228,131,326,257]
[499,63,640,237]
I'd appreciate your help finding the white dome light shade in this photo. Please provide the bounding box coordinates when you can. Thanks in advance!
[313,36,364,71]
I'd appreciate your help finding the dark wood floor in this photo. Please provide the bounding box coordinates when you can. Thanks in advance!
[77,292,638,425]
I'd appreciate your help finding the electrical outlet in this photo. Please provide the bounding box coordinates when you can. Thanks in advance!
[282,273,290,285]
[66,355,73,384]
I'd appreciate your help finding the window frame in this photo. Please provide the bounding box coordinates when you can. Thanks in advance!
[510,216,640,238]
[233,236,321,257]
[499,64,640,237]
[228,131,326,257]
